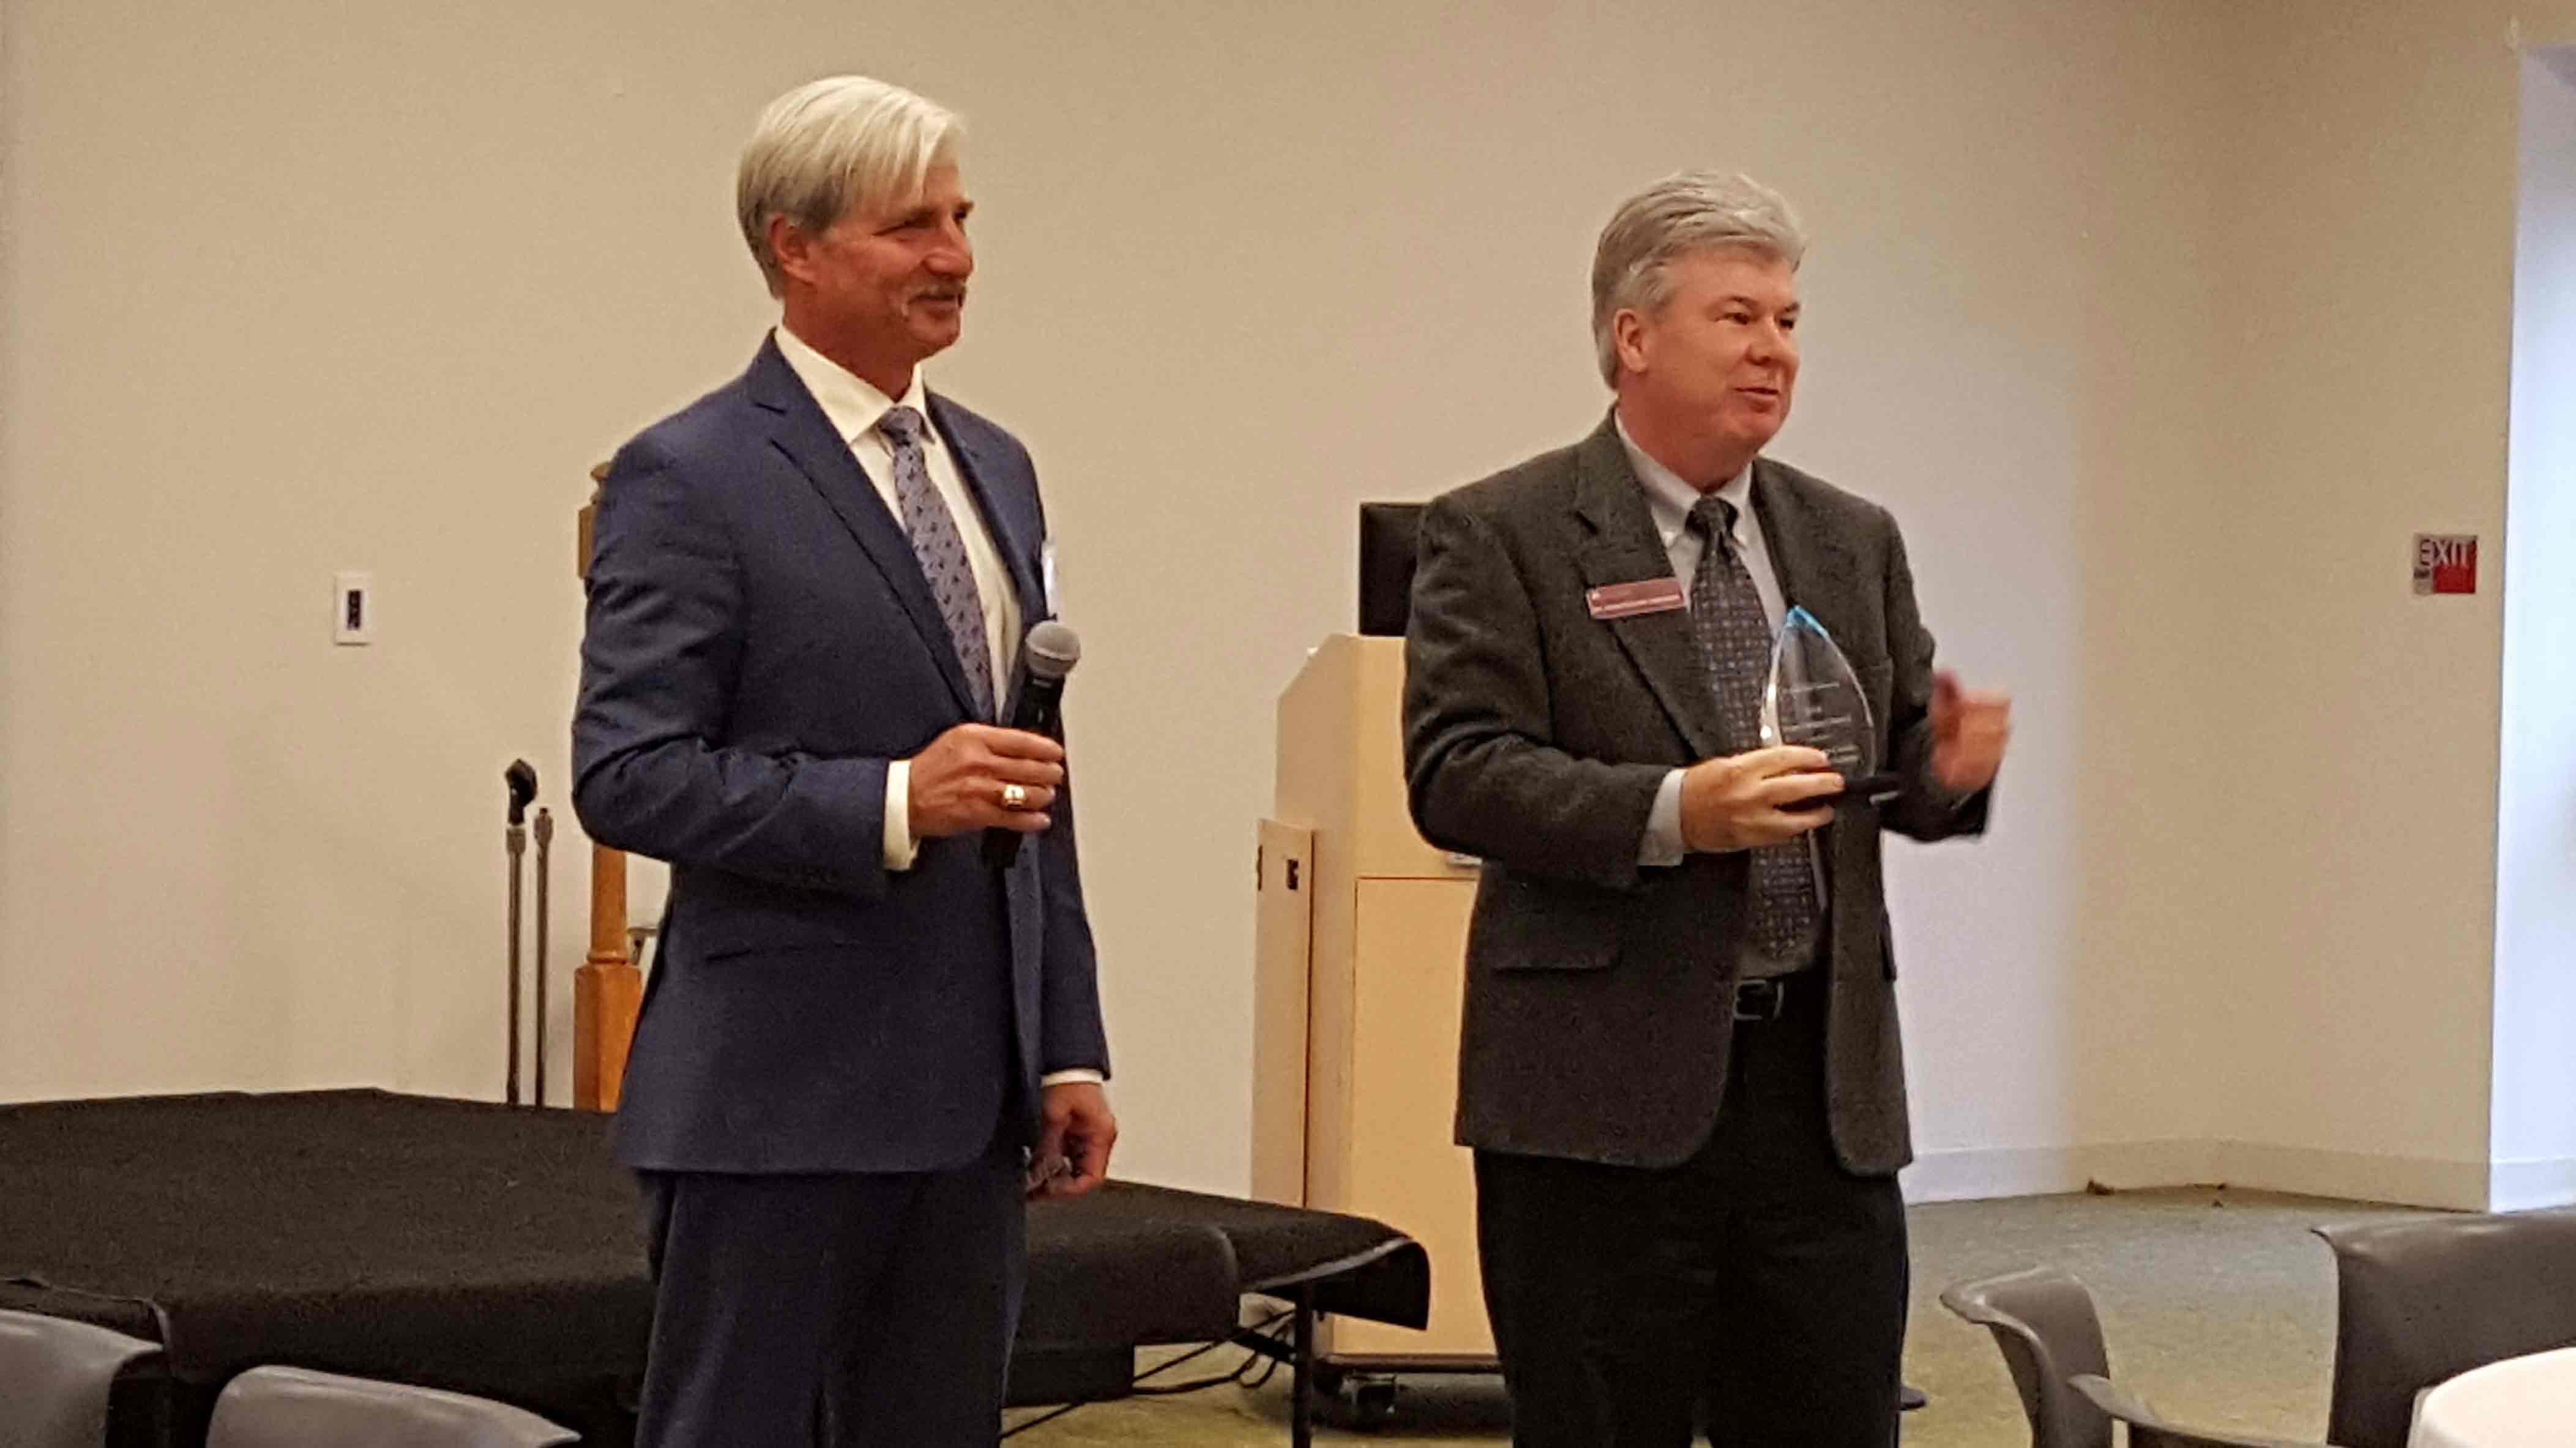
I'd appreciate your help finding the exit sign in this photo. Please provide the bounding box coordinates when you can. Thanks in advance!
[2413,534,2477,595]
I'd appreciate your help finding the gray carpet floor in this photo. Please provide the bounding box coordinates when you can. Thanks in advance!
[1001,1186,2435,1446]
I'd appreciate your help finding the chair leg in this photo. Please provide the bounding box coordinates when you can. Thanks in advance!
[1290,1287,1314,1448]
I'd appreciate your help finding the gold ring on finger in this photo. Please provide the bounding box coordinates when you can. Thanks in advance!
[1001,783,1031,812]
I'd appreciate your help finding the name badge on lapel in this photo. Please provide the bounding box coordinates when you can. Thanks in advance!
[1586,577,1688,621]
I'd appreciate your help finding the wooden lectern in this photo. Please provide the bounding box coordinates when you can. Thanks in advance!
[1255,635,1493,1366]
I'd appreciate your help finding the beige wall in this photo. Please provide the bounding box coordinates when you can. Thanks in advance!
[2184,0,2576,1208]
[1,0,2563,1203]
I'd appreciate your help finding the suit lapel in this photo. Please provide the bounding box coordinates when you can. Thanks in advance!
[1572,417,1729,760]
[1749,458,1862,645]
[1750,457,1872,859]
[745,339,982,719]
[928,394,1043,623]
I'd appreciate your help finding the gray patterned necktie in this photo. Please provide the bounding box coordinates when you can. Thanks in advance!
[1687,494,1821,966]
[878,405,995,720]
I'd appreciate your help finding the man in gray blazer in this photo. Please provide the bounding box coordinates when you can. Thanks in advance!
[575,77,1114,1446]
[1404,173,2010,1447]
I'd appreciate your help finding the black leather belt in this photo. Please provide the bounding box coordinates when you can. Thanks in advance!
[1731,974,1806,1023]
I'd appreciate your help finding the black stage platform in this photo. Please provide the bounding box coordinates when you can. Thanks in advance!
[0,1091,1427,1445]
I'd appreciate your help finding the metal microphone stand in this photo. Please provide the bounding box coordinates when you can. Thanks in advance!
[503,761,537,1106]
[532,806,553,1108]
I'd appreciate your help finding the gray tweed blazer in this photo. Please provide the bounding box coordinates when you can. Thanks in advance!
[1402,413,1988,1176]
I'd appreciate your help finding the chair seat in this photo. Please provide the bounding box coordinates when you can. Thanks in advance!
[207,1365,577,1448]
[2073,1372,2343,1447]
[0,1307,164,1448]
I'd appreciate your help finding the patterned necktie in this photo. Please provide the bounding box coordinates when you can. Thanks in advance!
[878,405,995,720]
[1686,494,1822,966]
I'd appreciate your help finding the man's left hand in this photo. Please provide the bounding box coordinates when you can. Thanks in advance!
[1031,1081,1117,1199]
[1928,670,2012,794]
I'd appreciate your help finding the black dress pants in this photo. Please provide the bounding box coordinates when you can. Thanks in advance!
[1474,974,1908,1448]
[630,1132,1025,1448]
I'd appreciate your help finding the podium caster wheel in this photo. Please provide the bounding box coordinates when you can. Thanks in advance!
[1351,1379,1398,1428]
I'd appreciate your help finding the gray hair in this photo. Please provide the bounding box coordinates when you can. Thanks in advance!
[736,75,963,297]
[1589,171,1806,386]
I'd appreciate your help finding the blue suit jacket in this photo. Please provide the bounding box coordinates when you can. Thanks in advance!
[573,337,1110,1175]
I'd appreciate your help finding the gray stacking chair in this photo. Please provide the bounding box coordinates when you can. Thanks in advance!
[1938,1266,2113,1448]
[2072,1374,2342,1447]
[2312,1207,2576,1448]
[0,1307,165,1448]
[206,1366,576,1448]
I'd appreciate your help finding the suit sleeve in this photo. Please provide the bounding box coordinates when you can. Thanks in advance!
[1007,447,1110,1078]
[1034,762,1111,1077]
[1403,493,1670,890]
[572,444,893,897]
[1875,517,1992,842]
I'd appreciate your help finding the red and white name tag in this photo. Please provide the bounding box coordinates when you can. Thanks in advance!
[1586,577,1688,620]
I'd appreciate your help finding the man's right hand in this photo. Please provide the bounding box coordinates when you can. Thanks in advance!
[1679,745,1842,852]
[906,725,1065,839]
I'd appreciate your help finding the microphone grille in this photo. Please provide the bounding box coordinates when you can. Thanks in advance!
[1025,620,1081,680]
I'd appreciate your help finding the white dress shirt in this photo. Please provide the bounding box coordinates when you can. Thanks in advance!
[772,327,1099,1091]
[1615,417,1820,899]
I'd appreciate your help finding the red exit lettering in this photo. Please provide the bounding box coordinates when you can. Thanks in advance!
[2413,534,2478,595]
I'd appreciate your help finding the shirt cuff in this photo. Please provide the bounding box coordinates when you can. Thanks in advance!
[1919,767,1988,815]
[883,761,921,872]
[1639,768,1688,865]
[1040,1069,1105,1088]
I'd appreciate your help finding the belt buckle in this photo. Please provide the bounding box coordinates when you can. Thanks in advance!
[1732,977,1789,1023]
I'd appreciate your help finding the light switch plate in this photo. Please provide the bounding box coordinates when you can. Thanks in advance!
[334,572,375,645]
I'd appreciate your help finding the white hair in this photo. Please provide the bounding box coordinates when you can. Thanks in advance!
[1589,171,1806,386]
[736,75,963,297]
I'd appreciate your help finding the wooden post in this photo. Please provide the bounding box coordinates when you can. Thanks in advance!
[573,842,641,1111]
[576,458,608,579]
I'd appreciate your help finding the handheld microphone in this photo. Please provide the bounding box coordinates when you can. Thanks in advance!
[985,621,1081,868]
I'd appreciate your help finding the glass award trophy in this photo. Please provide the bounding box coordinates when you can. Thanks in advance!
[1760,606,1898,805]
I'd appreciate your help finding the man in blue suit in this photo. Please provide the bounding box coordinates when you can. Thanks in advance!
[573,75,1115,1446]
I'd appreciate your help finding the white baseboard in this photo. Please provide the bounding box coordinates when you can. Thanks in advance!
[1901,1138,2491,1210]
[2488,1157,2576,1211]
[2207,1140,2489,1211]
[1900,1140,2217,1203]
